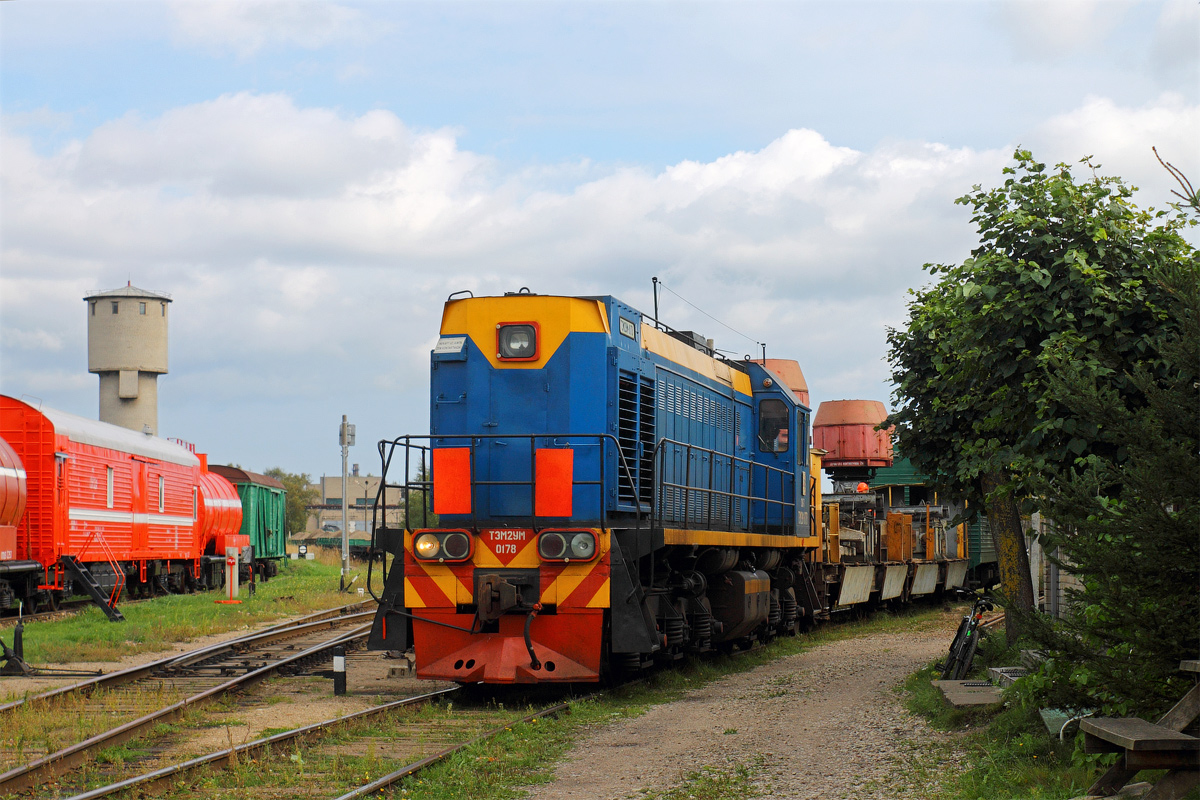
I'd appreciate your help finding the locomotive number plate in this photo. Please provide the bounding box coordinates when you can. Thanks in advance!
[482,529,531,563]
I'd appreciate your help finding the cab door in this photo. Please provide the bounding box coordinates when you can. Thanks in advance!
[130,458,149,555]
[751,394,796,533]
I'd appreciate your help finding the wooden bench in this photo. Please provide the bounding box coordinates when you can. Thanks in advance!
[1082,660,1200,800]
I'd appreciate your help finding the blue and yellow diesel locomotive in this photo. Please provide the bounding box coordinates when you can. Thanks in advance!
[366,289,967,684]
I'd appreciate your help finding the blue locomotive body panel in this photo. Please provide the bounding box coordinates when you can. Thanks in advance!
[428,294,811,536]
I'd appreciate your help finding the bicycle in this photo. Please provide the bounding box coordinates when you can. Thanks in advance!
[938,589,994,680]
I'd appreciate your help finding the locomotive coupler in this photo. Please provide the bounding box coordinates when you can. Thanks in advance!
[476,573,520,623]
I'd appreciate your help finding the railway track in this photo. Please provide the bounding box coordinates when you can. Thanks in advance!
[0,601,369,714]
[0,603,373,795]
[54,687,574,800]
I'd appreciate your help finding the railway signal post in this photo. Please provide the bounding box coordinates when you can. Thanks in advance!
[339,416,355,591]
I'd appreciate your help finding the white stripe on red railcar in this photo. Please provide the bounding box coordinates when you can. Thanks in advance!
[69,508,196,527]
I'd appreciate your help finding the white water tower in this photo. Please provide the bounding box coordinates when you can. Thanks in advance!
[84,283,172,435]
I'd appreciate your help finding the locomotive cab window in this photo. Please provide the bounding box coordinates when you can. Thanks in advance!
[496,323,538,360]
[758,399,790,453]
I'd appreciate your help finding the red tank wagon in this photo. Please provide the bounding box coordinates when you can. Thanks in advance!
[0,437,27,564]
[0,395,240,614]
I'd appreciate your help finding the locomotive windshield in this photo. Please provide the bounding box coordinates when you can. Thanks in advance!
[758,399,789,452]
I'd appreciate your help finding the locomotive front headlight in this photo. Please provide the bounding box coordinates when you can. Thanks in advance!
[538,532,567,560]
[414,533,441,560]
[570,532,596,559]
[442,531,471,560]
[498,324,538,360]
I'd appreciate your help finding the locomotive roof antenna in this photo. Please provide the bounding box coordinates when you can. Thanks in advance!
[652,277,660,328]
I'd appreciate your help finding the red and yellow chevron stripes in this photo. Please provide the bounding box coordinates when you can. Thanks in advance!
[401,528,610,610]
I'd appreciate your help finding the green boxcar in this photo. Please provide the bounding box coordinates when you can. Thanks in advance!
[209,465,288,576]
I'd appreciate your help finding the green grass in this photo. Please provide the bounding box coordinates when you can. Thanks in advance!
[639,755,768,800]
[4,558,360,668]
[900,631,1097,800]
[94,741,152,766]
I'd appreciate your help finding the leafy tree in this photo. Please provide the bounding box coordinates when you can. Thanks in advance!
[264,467,320,536]
[1017,259,1198,719]
[886,151,1194,640]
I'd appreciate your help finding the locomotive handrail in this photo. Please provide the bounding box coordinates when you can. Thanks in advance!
[651,437,797,536]
[366,432,644,604]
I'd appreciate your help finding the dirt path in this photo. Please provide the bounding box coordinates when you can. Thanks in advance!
[524,613,965,800]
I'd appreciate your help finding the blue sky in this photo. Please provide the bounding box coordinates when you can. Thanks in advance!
[2,1,1197,480]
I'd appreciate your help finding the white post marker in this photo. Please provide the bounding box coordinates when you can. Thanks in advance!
[333,645,347,695]
[216,546,242,605]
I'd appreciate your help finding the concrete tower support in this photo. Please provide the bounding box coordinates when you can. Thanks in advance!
[84,284,172,435]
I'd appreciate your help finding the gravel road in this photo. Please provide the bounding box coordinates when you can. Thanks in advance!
[523,611,965,800]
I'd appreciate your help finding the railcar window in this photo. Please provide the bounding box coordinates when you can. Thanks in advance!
[758,399,790,453]
[158,475,165,512]
[106,467,114,508]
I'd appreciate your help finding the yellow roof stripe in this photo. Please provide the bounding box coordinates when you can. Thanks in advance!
[640,325,752,396]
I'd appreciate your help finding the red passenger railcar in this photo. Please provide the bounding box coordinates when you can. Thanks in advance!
[0,395,240,612]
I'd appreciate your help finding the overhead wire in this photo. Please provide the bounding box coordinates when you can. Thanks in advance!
[654,279,764,353]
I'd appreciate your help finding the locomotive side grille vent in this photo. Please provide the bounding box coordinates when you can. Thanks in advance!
[638,376,655,507]
[617,373,639,505]
[734,409,744,527]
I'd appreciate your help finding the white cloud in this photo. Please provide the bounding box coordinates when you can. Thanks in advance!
[170,1,371,57]
[2,92,1195,473]
[0,327,65,352]
[72,92,423,197]
[1029,93,1200,203]
[994,0,1136,59]
[1153,0,1200,79]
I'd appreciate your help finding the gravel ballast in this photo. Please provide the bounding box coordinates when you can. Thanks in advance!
[524,614,965,800]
